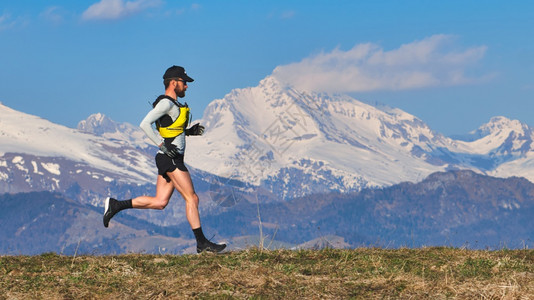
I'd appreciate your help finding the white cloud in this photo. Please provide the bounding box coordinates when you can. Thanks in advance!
[272,35,491,93]
[0,13,25,31]
[0,14,12,30]
[280,10,295,19]
[40,6,66,25]
[82,0,162,21]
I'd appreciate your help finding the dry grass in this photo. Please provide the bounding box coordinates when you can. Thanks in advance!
[1,247,533,299]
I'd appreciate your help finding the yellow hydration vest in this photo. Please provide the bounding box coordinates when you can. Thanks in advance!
[153,95,191,138]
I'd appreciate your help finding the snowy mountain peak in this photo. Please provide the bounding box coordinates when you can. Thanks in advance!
[188,75,457,194]
[0,103,156,188]
[77,113,153,148]
[258,75,285,91]
[78,113,117,135]
[3,75,534,201]
[457,116,533,156]
[474,116,529,137]
[187,76,534,197]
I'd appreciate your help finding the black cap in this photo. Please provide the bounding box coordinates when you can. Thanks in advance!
[163,65,194,82]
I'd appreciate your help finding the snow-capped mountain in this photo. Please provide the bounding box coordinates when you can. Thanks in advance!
[1,74,533,203]
[0,104,157,183]
[450,116,534,180]
[186,76,534,198]
[0,103,157,206]
[2,78,534,253]
[78,113,153,150]
[0,104,219,227]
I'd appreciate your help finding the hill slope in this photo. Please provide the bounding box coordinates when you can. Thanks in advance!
[0,192,194,255]
[205,170,534,249]
[2,248,532,299]
[2,169,533,254]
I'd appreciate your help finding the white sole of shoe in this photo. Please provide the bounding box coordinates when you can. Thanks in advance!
[104,197,110,214]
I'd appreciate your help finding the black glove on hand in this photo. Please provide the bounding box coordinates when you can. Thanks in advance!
[186,123,205,136]
[159,144,179,158]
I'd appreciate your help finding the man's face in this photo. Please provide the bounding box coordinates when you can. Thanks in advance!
[174,79,187,98]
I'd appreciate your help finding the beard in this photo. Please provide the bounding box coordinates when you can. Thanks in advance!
[175,88,186,98]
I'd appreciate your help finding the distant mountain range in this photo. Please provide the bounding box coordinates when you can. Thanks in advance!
[1,170,532,255]
[2,76,534,204]
[209,169,534,249]
[1,74,533,253]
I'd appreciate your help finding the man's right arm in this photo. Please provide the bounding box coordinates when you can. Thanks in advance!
[139,100,172,146]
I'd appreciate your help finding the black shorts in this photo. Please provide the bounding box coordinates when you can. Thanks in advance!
[155,153,188,182]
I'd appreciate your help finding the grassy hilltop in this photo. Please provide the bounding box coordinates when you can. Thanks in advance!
[1,247,533,299]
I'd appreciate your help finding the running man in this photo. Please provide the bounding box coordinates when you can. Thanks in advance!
[103,65,226,254]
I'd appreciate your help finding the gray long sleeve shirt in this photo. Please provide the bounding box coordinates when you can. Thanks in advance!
[139,98,186,155]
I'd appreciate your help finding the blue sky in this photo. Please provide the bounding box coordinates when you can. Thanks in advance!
[1,0,532,136]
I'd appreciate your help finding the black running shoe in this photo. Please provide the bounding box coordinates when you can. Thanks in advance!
[103,197,117,228]
[197,240,227,253]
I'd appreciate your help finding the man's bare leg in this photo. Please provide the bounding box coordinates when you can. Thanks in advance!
[167,168,200,229]
[103,169,226,252]
[167,168,226,253]
[132,175,174,209]
[103,175,173,227]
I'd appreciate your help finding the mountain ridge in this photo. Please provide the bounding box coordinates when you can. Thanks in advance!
[2,75,533,254]
[0,191,196,255]
[3,73,534,204]
[0,103,155,185]
[2,169,533,254]
[186,75,534,198]
[205,169,534,249]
